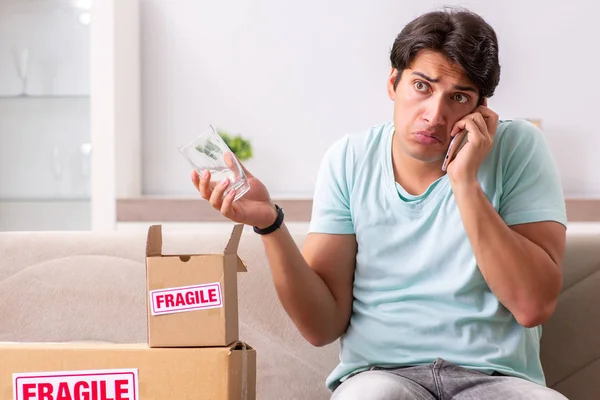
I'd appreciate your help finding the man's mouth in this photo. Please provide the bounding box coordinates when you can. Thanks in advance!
[414,131,442,144]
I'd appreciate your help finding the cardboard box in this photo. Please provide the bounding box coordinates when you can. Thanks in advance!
[0,341,256,400]
[145,224,247,348]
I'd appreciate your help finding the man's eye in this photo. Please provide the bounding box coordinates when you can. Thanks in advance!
[414,81,428,92]
[454,94,469,103]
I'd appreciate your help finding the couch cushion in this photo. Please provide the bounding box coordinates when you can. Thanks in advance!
[539,230,600,399]
[0,255,147,342]
[553,357,600,400]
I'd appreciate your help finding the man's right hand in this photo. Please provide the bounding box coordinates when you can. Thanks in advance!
[191,156,278,229]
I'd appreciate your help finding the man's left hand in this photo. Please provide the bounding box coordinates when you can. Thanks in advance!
[446,99,499,187]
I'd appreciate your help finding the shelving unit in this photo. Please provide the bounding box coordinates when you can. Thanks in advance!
[0,95,89,99]
[0,95,91,210]
[0,0,141,231]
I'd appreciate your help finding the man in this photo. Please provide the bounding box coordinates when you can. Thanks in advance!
[192,7,568,400]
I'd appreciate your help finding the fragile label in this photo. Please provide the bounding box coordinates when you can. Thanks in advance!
[149,282,223,316]
[13,368,138,400]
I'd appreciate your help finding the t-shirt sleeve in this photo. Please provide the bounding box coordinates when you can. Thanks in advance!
[497,120,567,228]
[308,136,355,234]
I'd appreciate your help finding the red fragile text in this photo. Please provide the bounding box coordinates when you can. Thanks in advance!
[20,379,131,400]
[151,282,222,315]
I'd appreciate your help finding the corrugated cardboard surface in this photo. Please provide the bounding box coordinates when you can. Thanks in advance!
[145,224,246,348]
[146,254,239,347]
[0,342,256,400]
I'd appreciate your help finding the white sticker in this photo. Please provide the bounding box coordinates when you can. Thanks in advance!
[13,368,138,400]
[149,282,223,316]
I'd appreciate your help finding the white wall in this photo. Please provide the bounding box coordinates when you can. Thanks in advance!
[140,0,600,198]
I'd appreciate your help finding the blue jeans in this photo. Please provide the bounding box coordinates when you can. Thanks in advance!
[330,358,568,400]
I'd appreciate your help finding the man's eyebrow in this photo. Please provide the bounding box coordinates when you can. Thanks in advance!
[412,71,439,83]
[453,84,478,93]
[411,71,478,93]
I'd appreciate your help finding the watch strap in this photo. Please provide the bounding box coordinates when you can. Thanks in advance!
[253,204,284,235]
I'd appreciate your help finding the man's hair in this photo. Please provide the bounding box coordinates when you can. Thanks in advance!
[390,8,500,100]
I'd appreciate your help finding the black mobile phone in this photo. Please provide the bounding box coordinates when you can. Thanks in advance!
[441,130,468,172]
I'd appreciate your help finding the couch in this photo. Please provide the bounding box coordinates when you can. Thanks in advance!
[0,225,599,399]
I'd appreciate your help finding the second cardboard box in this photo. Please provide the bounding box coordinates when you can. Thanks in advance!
[145,224,247,348]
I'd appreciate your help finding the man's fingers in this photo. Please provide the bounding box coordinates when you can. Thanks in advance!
[450,118,467,137]
[224,151,252,178]
[223,152,241,179]
[209,178,230,210]
[191,170,200,190]
[460,119,484,147]
[476,104,499,139]
[471,113,488,138]
[220,188,236,219]
[193,165,241,219]
[197,170,212,200]
[451,116,476,138]
[452,113,488,140]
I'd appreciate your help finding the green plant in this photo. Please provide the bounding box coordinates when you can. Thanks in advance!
[218,130,253,161]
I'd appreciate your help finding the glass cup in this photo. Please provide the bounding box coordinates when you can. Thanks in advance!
[178,125,251,202]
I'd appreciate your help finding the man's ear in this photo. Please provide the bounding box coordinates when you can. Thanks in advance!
[387,68,399,100]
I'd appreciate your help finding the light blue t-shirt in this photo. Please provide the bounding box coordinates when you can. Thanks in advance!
[308,119,568,392]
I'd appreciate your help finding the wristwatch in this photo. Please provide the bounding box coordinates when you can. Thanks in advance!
[253,204,284,235]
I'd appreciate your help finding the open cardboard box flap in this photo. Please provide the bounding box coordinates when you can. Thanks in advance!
[145,224,247,272]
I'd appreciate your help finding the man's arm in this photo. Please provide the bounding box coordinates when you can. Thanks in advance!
[196,133,358,346]
[452,183,565,327]
[446,104,567,328]
[260,134,358,346]
[261,223,357,347]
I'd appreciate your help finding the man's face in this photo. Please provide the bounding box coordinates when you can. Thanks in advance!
[387,50,480,164]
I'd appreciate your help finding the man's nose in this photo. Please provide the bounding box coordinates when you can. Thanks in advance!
[422,97,447,126]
